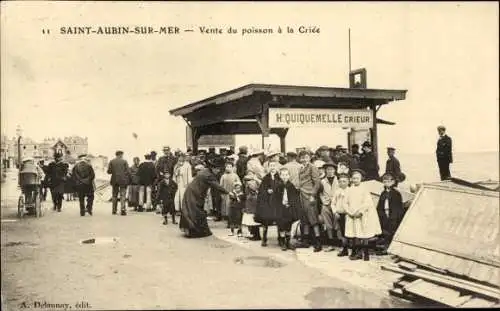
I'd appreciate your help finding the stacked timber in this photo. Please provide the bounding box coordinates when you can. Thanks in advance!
[381,180,500,307]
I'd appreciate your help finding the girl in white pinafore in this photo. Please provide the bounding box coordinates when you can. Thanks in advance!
[173,155,193,213]
[344,169,382,261]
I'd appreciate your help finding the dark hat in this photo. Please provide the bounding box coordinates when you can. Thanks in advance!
[437,125,446,130]
[398,172,406,182]
[206,156,225,168]
[351,168,366,177]
[298,149,313,157]
[115,150,124,156]
[238,146,248,155]
[323,161,337,169]
[352,144,360,149]
[318,145,329,151]
[335,145,343,150]
[286,151,297,158]
[362,141,372,148]
[387,146,396,151]
[337,173,350,179]
[163,146,170,151]
[381,172,395,180]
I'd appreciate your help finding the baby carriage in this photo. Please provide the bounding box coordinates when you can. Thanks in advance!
[18,159,44,218]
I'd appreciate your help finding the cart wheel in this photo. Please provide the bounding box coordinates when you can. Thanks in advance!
[17,196,25,218]
[35,194,42,218]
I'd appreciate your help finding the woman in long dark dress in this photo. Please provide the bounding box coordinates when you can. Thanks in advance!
[179,157,231,238]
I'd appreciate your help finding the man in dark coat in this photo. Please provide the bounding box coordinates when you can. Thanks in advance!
[179,156,232,238]
[235,146,249,181]
[360,141,380,181]
[376,172,404,253]
[350,144,361,170]
[385,147,402,186]
[436,125,453,180]
[138,154,156,211]
[156,146,177,178]
[46,153,69,212]
[317,145,332,163]
[107,150,130,215]
[72,154,95,216]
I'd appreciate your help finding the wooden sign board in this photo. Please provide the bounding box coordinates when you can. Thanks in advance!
[389,184,500,285]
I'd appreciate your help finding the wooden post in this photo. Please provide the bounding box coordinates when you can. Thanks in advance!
[371,104,378,164]
[256,103,270,150]
[191,126,199,154]
[275,128,288,153]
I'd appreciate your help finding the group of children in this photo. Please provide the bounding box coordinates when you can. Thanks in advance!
[155,149,406,262]
[220,152,405,261]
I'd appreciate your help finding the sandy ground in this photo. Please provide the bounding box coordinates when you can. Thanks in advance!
[1,171,414,310]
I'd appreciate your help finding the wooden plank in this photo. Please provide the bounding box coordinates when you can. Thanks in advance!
[398,261,418,272]
[380,264,500,300]
[403,279,472,307]
[459,297,498,308]
[388,288,415,301]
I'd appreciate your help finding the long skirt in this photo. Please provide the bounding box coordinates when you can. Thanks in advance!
[220,194,230,217]
[241,212,259,226]
[174,185,186,212]
[179,196,212,238]
[204,189,213,213]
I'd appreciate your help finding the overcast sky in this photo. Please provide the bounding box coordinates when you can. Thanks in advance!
[1,2,498,159]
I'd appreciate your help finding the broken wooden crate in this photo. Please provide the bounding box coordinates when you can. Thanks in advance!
[382,182,499,307]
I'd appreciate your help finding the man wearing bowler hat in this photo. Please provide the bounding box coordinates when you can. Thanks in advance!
[107,150,130,215]
[235,146,249,181]
[72,154,95,216]
[436,125,453,180]
[46,152,69,212]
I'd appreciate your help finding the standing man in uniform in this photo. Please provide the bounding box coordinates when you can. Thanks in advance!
[156,146,177,178]
[436,125,453,180]
[107,150,130,215]
[385,147,402,185]
[72,154,95,216]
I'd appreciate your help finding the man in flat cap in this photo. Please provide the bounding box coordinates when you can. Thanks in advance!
[360,141,380,181]
[436,125,453,180]
[297,149,323,252]
[72,154,95,216]
[107,150,130,215]
[385,147,402,186]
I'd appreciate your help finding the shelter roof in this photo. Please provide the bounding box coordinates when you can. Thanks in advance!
[170,83,407,116]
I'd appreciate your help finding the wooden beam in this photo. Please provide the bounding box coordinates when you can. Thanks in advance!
[186,95,263,127]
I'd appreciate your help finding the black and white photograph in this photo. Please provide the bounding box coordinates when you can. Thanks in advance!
[1,1,499,309]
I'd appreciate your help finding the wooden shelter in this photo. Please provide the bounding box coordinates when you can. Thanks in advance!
[169,83,407,161]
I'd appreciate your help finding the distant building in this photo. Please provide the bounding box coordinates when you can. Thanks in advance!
[1,135,89,167]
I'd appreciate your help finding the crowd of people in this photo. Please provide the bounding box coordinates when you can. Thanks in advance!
[24,141,408,261]
[101,143,406,261]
